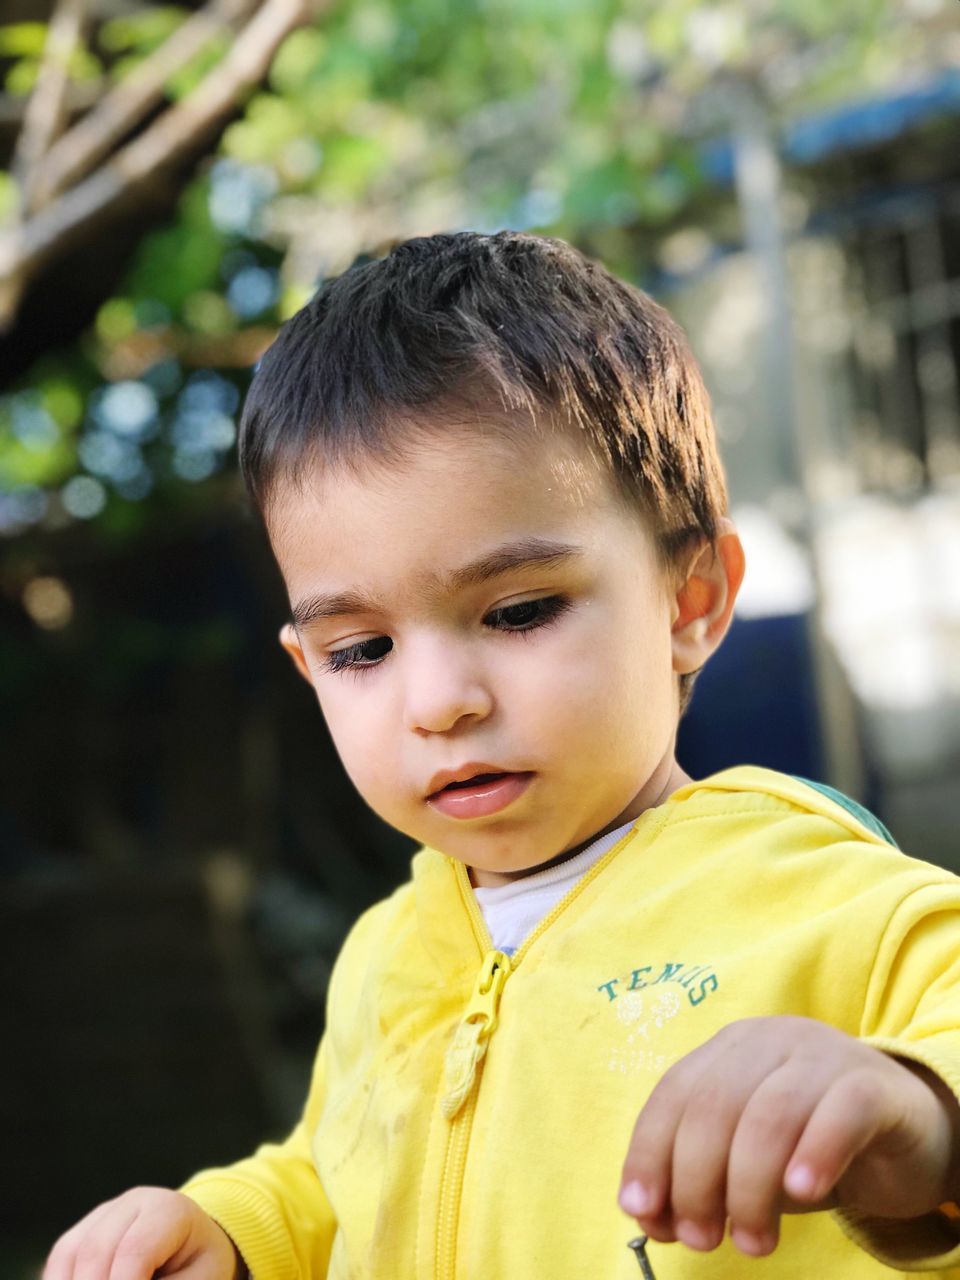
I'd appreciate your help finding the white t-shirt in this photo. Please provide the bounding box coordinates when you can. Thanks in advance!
[472,817,638,956]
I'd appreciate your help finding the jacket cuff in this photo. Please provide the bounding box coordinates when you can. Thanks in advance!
[831,1036,960,1270]
[833,1205,960,1271]
[180,1175,297,1279]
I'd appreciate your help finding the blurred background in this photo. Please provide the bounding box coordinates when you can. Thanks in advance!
[2,0,959,1271]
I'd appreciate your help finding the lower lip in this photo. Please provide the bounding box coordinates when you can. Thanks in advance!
[427,772,534,819]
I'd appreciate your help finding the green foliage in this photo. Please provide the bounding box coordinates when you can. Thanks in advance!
[0,170,19,224]
[166,33,231,101]
[4,59,37,95]
[124,181,227,311]
[96,299,139,345]
[0,22,48,57]
[0,22,103,96]
[100,6,222,93]
[268,27,328,94]
[318,133,391,199]
[99,6,190,55]
[225,93,314,165]
[0,0,942,544]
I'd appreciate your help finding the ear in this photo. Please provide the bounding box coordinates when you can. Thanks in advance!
[279,621,316,687]
[670,518,746,676]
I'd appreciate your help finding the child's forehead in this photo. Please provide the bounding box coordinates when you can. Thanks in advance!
[267,426,654,607]
[276,419,615,520]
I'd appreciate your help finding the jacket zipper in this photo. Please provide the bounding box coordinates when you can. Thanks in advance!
[433,826,642,1280]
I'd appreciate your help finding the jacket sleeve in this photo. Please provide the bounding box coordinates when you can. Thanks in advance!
[178,884,407,1279]
[179,1031,336,1280]
[833,880,960,1271]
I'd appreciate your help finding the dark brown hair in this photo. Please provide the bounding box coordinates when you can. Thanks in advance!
[239,231,730,715]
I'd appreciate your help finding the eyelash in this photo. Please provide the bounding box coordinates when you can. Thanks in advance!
[320,595,572,678]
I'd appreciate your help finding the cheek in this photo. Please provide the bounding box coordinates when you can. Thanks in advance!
[315,684,394,788]
[549,605,673,722]
[507,620,621,728]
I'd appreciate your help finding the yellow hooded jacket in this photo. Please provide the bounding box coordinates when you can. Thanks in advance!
[182,767,960,1278]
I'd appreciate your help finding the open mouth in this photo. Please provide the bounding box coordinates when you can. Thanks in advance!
[426,771,535,819]
[439,772,508,792]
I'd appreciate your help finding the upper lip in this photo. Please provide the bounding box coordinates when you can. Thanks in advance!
[425,763,524,798]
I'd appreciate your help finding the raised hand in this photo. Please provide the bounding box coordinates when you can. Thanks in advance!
[619,1015,960,1257]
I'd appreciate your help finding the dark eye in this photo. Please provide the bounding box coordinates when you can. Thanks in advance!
[324,634,392,674]
[486,595,571,632]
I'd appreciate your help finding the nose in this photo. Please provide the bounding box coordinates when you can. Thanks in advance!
[401,635,493,734]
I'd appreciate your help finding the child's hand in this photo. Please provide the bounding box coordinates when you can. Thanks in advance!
[619,1015,960,1258]
[43,1186,242,1280]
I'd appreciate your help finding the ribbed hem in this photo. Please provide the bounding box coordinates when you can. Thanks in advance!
[832,1037,960,1271]
[834,1205,960,1271]
[181,1176,297,1279]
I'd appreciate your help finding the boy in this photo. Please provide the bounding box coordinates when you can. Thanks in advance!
[45,232,960,1279]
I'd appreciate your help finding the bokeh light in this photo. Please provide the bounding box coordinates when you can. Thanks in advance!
[208,158,278,235]
[0,485,48,533]
[92,381,159,440]
[22,575,74,629]
[226,266,279,318]
[60,475,107,519]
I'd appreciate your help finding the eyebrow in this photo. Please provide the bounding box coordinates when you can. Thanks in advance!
[290,537,584,630]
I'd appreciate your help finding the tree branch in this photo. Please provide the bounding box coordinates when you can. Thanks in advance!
[11,0,92,213]
[0,81,100,127]
[29,0,262,211]
[0,0,319,333]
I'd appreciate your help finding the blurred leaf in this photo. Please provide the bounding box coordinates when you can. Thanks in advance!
[166,33,230,101]
[40,380,84,431]
[96,299,139,345]
[279,281,316,320]
[0,170,20,225]
[183,290,236,334]
[316,133,390,199]
[0,23,47,57]
[268,27,328,94]
[69,47,103,81]
[124,181,226,310]
[224,93,311,164]
[98,7,190,55]
[0,421,76,488]
[5,59,39,96]
[644,6,688,61]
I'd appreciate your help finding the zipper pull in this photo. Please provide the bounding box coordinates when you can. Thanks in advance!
[441,949,512,1119]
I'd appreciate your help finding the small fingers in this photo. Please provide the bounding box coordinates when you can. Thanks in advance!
[52,1198,141,1280]
[667,1075,746,1251]
[44,1189,194,1280]
[620,1020,900,1263]
[726,1065,887,1256]
[725,1063,826,1256]
[784,1068,889,1207]
[108,1190,204,1280]
[80,1200,151,1280]
[622,1020,799,1251]
[620,1038,722,1228]
[44,1199,131,1280]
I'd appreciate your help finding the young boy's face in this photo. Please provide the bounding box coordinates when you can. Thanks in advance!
[271,424,698,885]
